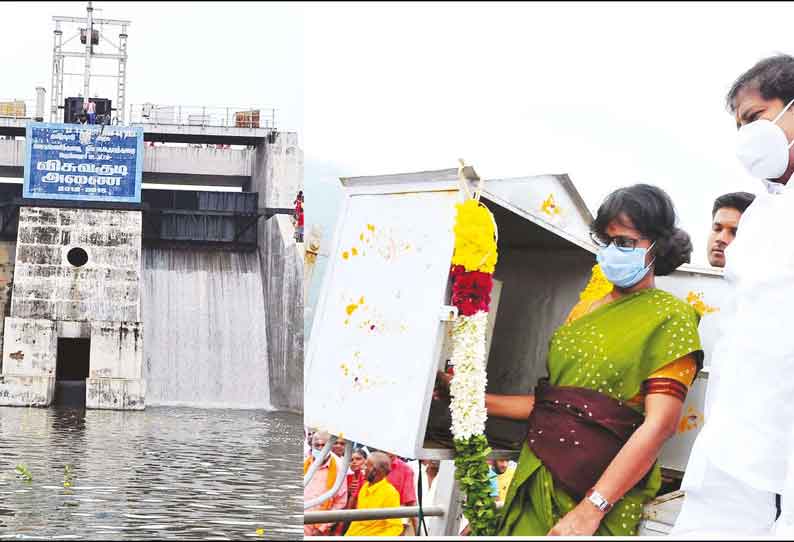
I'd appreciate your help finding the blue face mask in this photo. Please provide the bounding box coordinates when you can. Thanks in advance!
[596,242,655,289]
[312,448,325,462]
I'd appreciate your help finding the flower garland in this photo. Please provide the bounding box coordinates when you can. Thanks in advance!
[452,199,498,274]
[579,263,613,303]
[450,265,492,317]
[447,197,499,536]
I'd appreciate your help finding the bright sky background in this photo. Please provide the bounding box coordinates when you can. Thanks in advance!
[0,1,303,134]
[0,1,302,192]
[304,1,793,270]
[3,1,792,330]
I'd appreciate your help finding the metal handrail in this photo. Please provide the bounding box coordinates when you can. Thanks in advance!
[128,104,276,130]
[304,505,446,524]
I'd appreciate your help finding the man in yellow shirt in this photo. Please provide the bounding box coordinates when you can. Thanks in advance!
[345,452,404,537]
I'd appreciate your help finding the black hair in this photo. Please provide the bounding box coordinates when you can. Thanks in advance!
[591,184,692,276]
[352,447,368,459]
[726,54,794,113]
[712,191,756,217]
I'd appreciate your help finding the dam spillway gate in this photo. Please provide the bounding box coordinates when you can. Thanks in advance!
[0,184,289,410]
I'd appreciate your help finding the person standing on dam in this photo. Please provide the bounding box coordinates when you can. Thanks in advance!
[294,190,304,243]
[86,99,96,125]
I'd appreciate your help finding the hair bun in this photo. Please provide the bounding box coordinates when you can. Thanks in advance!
[654,227,692,276]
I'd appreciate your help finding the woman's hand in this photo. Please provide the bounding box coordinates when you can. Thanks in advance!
[547,499,604,536]
[436,368,537,420]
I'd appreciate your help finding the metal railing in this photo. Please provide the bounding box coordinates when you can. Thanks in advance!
[129,104,276,130]
[304,505,446,525]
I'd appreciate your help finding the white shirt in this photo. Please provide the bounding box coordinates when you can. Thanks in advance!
[696,301,726,422]
[684,178,794,494]
[410,461,438,505]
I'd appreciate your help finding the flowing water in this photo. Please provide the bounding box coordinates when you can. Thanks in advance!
[142,249,271,409]
[0,406,302,540]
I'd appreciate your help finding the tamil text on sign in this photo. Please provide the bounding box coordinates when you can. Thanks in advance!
[24,122,143,203]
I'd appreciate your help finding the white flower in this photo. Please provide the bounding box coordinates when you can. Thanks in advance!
[448,311,489,440]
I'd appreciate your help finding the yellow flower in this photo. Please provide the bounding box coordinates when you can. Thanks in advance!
[451,200,498,273]
[677,406,703,434]
[579,264,613,302]
[256,528,265,536]
[540,193,561,217]
[686,291,718,316]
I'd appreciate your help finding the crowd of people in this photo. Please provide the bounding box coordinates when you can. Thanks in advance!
[303,428,517,537]
[306,53,794,536]
[304,430,418,536]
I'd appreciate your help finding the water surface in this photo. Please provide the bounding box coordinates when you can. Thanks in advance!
[0,406,302,540]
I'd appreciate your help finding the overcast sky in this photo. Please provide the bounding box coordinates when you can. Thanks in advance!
[3,1,792,266]
[0,1,303,134]
[303,1,794,267]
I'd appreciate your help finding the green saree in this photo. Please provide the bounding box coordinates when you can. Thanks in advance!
[497,288,702,536]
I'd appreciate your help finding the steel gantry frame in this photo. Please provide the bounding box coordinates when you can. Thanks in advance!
[50,2,131,124]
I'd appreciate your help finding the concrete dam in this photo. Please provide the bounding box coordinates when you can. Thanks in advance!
[0,6,304,539]
[0,121,304,413]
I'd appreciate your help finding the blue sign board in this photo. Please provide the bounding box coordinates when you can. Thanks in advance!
[24,122,143,203]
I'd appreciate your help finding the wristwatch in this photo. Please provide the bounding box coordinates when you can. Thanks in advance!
[585,487,613,514]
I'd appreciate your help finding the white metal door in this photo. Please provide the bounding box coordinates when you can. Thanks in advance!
[305,186,460,458]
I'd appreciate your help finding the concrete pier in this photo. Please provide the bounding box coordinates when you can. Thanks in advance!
[0,206,144,408]
[252,132,304,412]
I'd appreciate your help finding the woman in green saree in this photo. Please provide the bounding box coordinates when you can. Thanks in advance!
[443,184,703,536]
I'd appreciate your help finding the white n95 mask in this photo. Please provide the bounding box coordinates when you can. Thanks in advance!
[736,97,794,180]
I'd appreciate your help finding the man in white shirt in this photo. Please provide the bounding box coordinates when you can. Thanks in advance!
[411,459,439,505]
[673,54,794,536]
